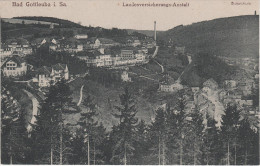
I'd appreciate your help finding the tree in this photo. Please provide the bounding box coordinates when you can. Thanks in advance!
[110,87,138,165]
[148,107,168,165]
[220,104,240,165]
[1,87,29,164]
[237,118,259,165]
[186,107,204,165]
[73,95,106,164]
[132,120,150,164]
[31,79,75,164]
[202,113,222,165]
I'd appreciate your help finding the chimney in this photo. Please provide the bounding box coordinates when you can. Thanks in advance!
[154,21,157,42]
[255,10,257,15]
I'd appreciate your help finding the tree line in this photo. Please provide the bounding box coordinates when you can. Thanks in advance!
[1,80,259,164]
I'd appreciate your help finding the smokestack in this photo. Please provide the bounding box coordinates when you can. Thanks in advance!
[154,21,156,42]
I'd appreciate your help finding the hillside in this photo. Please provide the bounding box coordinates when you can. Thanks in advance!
[126,29,164,37]
[13,16,83,28]
[158,15,259,58]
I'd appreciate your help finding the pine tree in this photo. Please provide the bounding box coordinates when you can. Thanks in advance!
[202,112,222,165]
[186,107,204,165]
[110,87,138,165]
[74,95,107,164]
[220,104,240,165]
[1,87,29,164]
[31,79,75,164]
[132,120,150,165]
[147,108,166,165]
[237,118,259,165]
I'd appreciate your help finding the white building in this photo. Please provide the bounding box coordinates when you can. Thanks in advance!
[75,34,88,39]
[33,63,69,87]
[2,55,27,77]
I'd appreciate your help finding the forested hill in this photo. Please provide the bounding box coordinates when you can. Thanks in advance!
[158,15,259,58]
[13,16,83,28]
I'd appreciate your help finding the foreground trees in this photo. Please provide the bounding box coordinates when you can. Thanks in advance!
[110,87,138,165]
[2,82,259,165]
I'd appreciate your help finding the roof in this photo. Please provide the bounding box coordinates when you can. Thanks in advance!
[31,38,59,45]
[203,78,218,87]
[52,63,67,71]
[5,38,30,46]
[37,66,52,75]
[160,75,175,85]
[98,38,117,44]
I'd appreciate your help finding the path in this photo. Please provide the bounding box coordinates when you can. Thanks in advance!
[176,55,193,83]
[23,90,39,132]
[77,85,84,106]
[151,46,159,58]
[153,59,164,73]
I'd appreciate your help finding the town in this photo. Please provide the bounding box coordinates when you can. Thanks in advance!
[1,14,259,165]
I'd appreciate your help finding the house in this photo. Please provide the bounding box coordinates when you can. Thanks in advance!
[203,78,218,92]
[32,38,60,50]
[174,46,185,55]
[224,80,237,89]
[74,34,88,39]
[2,55,27,77]
[86,38,119,49]
[143,38,156,48]
[4,38,33,55]
[33,63,69,87]
[121,71,131,82]
[135,52,146,63]
[191,87,200,94]
[159,75,175,92]
[132,40,141,47]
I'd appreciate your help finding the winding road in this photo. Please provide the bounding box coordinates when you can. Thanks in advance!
[23,90,39,132]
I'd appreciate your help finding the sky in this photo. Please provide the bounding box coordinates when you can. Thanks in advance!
[0,0,259,30]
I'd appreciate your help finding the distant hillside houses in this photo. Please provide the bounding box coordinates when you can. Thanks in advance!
[31,38,60,50]
[1,55,27,77]
[76,47,147,67]
[174,46,185,55]
[1,38,33,58]
[74,34,88,39]
[32,63,69,87]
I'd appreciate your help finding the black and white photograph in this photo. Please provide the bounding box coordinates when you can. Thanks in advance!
[0,0,259,165]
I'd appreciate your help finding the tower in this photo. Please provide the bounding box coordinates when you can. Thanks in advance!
[154,21,157,42]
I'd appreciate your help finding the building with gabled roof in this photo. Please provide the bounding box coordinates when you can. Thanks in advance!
[33,63,69,87]
[2,55,27,77]
[159,74,175,92]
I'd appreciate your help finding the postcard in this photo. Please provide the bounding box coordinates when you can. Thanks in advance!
[0,0,259,165]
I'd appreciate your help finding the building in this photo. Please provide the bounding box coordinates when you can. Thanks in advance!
[3,38,33,55]
[33,63,69,87]
[121,49,135,60]
[174,46,185,55]
[224,80,237,89]
[74,34,88,39]
[203,78,218,91]
[121,71,131,82]
[2,55,27,77]
[159,75,175,92]
[191,87,200,94]
[32,38,60,50]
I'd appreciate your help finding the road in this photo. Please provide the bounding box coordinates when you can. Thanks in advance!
[77,85,84,106]
[23,90,39,132]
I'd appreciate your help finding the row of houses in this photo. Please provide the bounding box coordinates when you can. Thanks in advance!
[77,47,147,67]
[1,38,33,59]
